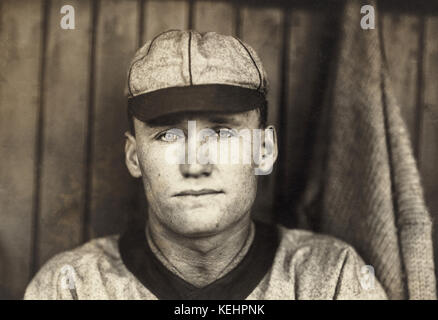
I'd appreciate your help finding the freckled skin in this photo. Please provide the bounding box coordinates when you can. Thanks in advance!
[132,110,261,237]
[124,109,278,286]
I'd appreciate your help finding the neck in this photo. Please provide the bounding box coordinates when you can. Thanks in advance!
[146,213,254,288]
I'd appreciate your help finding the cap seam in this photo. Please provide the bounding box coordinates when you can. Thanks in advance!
[188,31,193,86]
[127,56,144,97]
[233,37,263,92]
[130,83,266,97]
[146,29,179,55]
[128,29,180,97]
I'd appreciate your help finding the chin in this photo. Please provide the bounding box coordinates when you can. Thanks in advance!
[170,208,229,237]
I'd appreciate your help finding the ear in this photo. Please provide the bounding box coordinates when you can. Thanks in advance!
[124,131,142,178]
[254,125,278,176]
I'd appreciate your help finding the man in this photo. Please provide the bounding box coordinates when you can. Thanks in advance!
[25,30,387,300]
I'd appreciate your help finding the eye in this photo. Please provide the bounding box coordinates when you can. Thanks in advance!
[217,128,236,138]
[157,129,185,142]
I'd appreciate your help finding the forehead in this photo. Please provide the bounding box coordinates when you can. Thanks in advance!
[136,110,260,130]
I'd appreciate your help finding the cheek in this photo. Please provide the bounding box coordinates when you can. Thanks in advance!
[222,165,257,204]
[137,144,174,192]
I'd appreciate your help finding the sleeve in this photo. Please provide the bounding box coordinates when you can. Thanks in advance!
[23,257,78,300]
[333,247,388,300]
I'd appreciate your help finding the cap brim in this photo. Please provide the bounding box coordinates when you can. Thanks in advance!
[128,84,266,122]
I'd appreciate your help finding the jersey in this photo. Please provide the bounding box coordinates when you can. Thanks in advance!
[24,221,387,300]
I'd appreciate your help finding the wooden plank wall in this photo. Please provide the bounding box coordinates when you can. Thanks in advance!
[0,0,437,299]
[0,0,43,300]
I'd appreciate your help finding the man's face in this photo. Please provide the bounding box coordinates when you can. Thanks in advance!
[125,109,276,237]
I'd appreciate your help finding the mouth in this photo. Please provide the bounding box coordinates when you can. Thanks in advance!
[173,189,224,197]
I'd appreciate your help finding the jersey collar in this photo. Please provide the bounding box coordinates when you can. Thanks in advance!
[118,219,279,300]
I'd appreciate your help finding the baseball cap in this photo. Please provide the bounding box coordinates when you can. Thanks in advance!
[126,30,269,122]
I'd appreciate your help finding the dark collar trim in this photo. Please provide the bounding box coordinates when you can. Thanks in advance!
[119,220,279,300]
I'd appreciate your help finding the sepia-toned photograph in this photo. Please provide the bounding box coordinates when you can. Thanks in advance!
[1,0,437,305]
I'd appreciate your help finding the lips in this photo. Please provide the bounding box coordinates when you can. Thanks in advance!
[173,189,224,197]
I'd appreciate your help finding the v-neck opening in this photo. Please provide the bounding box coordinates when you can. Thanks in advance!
[144,222,256,291]
[119,219,279,300]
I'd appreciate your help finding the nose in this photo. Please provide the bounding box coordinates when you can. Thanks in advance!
[179,162,213,178]
[179,124,215,178]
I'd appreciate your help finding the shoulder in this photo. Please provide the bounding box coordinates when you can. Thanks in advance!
[35,235,121,275]
[275,225,358,264]
[270,225,387,299]
[24,235,121,299]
